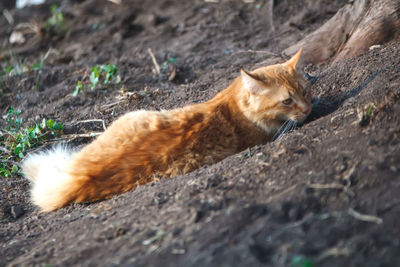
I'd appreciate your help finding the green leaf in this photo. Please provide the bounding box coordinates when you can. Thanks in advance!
[161,58,177,70]
[14,144,22,155]
[46,119,54,128]
[89,67,100,90]
[31,62,43,71]
[35,124,41,134]
[5,66,13,74]
[51,122,64,131]
[167,57,177,64]
[101,64,117,84]
[45,4,66,36]
[73,80,83,96]
[0,167,11,178]
[366,104,376,117]
[50,4,58,14]
[28,131,37,139]
[6,107,14,117]
[41,118,47,129]
[11,164,18,173]
[290,255,314,267]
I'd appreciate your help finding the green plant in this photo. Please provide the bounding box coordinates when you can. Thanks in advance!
[74,64,120,96]
[4,107,22,129]
[0,107,64,177]
[359,103,377,126]
[0,51,46,94]
[0,58,29,77]
[161,57,177,70]
[100,64,118,84]
[31,62,43,72]
[0,56,43,77]
[73,80,83,97]
[0,64,13,76]
[31,60,44,90]
[0,161,18,178]
[45,4,66,36]
[89,66,100,90]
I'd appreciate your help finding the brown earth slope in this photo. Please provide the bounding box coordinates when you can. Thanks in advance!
[0,0,399,266]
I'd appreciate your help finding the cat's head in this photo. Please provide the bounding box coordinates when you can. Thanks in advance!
[239,49,312,133]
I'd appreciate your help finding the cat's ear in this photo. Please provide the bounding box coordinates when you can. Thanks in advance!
[240,68,266,94]
[286,48,302,70]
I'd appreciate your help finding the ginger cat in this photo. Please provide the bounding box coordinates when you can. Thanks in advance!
[22,49,311,212]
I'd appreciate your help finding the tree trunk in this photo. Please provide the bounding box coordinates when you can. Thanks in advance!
[284,0,400,64]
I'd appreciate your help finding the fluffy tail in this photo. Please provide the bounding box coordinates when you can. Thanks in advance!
[22,146,79,212]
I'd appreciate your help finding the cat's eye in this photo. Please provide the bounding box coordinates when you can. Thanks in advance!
[282,98,293,105]
[302,89,307,96]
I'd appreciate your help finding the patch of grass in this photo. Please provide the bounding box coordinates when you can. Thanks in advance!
[45,4,67,36]
[0,58,29,77]
[0,56,43,77]
[0,50,48,91]
[0,107,64,178]
[73,64,121,96]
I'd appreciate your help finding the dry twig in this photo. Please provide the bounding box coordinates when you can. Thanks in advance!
[60,132,103,140]
[307,181,355,197]
[147,48,161,75]
[232,49,280,57]
[348,208,383,224]
[307,183,346,190]
[316,246,351,262]
[342,164,357,186]
[267,0,274,31]
[101,100,124,109]
[107,0,121,4]
[74,119,107,131]
[3,9,14,25]
[265,184,299,203]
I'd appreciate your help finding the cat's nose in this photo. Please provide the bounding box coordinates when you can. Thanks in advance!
[303,108,310,115]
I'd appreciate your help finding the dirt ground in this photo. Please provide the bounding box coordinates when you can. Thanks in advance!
[0,0,399,266]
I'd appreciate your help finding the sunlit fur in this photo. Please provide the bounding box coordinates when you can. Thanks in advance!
[22,49,312,212]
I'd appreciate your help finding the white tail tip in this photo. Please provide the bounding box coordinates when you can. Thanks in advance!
[22,146,75,212]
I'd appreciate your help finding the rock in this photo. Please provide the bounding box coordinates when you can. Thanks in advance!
[11,205,24,219]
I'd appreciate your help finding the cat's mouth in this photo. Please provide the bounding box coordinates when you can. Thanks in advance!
[291,113,309,124]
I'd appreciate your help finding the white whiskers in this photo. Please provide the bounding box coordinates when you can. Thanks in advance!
[272,120,297,141]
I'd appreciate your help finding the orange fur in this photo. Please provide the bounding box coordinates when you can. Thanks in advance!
[22,49,312,212]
